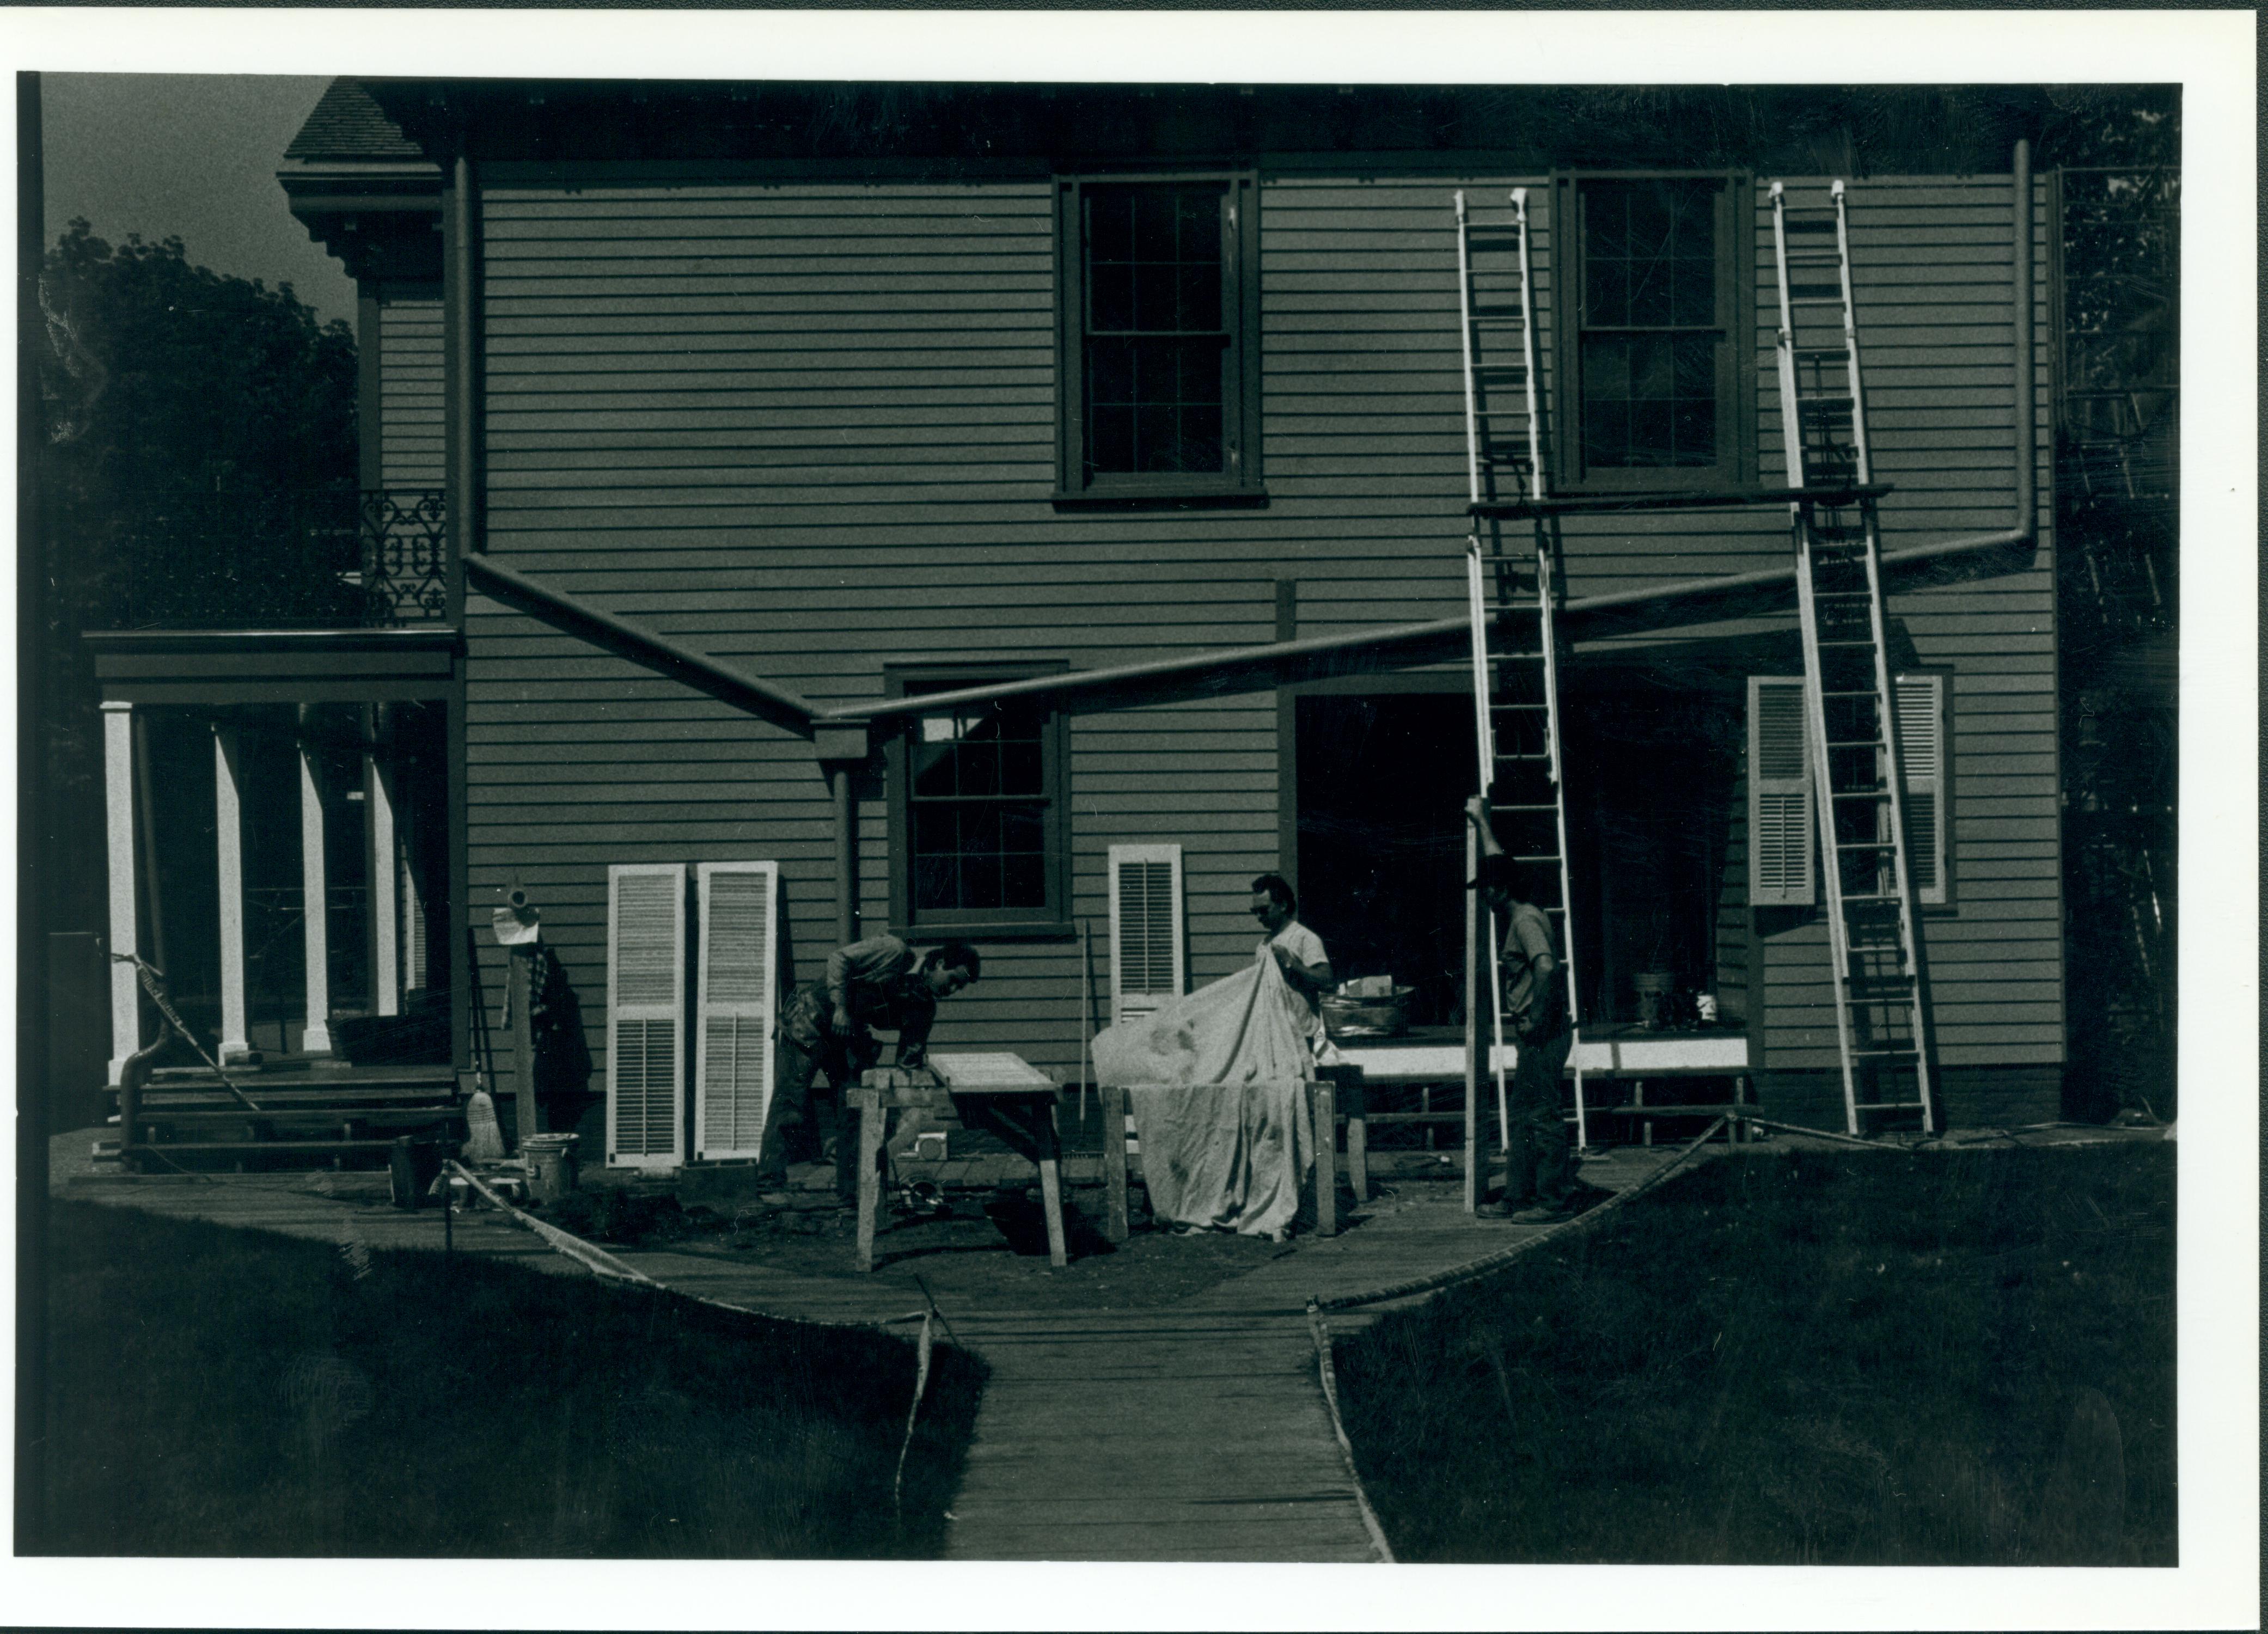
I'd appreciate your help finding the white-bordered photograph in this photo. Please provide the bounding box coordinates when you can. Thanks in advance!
[5,10,2255,1631]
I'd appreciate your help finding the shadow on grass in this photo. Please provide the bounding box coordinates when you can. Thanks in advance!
[41,1200,986,1557]
[1334,1143,2174,1564]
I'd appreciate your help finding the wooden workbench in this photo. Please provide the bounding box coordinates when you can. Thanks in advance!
[853,1052,1067,1272]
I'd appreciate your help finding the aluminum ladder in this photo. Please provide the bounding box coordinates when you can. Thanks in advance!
[1453,188,1591,1155]
[1770,179,1937,1135]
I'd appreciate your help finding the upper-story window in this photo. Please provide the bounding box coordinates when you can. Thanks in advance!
[1055,174,1262,503]
[1554,173,1754,492]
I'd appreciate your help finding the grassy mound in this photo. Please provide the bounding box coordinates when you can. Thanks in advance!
[41,1200,985,1556]
[1335,1143,2173,1564]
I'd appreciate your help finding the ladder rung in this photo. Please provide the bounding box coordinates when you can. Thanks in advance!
[1491,803,1560,814]
[1819,689,1879,700]
[1509,853,1562,864]
[1813,639,1876,649]
[1835,840,1898,852]
[1794,346,1848,360]
[1831,790,1893,801]
[1839,893,1904,905]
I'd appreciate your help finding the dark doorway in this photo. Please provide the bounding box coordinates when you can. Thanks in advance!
[1560,685,1741,1024]
[1294,693,1476,1028]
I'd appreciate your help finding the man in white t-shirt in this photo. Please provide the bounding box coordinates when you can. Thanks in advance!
[1250,872,1334,1047]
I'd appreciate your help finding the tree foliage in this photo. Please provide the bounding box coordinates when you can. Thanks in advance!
[32,224,361,934]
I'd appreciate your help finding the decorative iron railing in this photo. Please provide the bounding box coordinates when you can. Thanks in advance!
[357,489,449,625]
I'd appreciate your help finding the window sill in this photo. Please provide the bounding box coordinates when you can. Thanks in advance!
[901,918,1077,943]
[1052,487,1269,513]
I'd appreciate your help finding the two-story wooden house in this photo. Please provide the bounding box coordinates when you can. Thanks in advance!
[97,78,2069,1174]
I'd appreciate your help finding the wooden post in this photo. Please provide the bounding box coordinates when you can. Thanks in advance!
[854,1075,887,1271]
[101,701,139,1084]
[366,742,400,1018]
[297,725,333,1056]
[1336,1066,1370,1203]
[508,944,541,1146]
[1101,1083,1129,1241]
[1034,1096,1068,1269]
[213,726,253,1063]
[1311,1074,1337,1238]
[1463,822,1481,1212]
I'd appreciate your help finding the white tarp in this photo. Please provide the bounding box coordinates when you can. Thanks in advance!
[1093,956,1315,1238]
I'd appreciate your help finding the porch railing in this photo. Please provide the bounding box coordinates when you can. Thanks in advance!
[356,489,449,625]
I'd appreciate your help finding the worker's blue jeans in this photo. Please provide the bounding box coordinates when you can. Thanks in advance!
[1503,1025,1576,1209]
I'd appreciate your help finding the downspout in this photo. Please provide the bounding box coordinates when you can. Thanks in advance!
[443,141,478,1080]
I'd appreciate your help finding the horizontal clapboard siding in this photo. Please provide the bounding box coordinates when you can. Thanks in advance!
[455,166,2057,1093]
[377,295,444,488]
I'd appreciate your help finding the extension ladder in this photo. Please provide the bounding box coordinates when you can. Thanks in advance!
[1769,180,1936,1135]
[1453,188,1590,1153]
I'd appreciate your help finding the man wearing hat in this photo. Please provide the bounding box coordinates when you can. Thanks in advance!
[1468,795,1576,1222]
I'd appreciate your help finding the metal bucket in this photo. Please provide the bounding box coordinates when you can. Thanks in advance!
[522,1132,579,1204]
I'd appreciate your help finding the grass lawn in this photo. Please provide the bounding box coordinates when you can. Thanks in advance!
[41,1199,985,1556]
[1334,1142,2174,1565]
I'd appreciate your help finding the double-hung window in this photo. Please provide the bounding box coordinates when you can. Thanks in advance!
[1055,174,1262,501]
[887,666,1071,937]
[1554,173,1753,492]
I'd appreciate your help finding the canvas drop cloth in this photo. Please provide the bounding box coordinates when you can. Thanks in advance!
[1092,955,1315,1238]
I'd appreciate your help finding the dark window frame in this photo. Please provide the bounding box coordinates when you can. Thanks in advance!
[1053,172,1264,505]
[1551,170,1756,494]
[884,662,1074,940]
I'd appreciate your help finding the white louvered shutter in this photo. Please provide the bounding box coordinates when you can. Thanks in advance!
[1747,677,1816,907]
[607,863,687,1170]
[1894,674,1948,906]
[694,861,778,1161]
[1109,843,1185,1024]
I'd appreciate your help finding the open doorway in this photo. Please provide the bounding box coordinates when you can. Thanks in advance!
[1293,678,1744,1034]
[1294,691,1475,1028]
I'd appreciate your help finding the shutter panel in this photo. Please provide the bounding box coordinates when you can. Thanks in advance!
[607,863,687,1170]
[693,861,779,1161]
[1108,843,1185,1025]
[1748,677,1816,907]
[1895,674,1948,906]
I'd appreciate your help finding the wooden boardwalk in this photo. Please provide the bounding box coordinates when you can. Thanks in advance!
[58,1143,1691,1563]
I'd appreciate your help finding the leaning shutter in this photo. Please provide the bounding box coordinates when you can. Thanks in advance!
[693,861,778,1161]
[1108,843,1185,1024]
[1894,674,1948,906]
[607,862,687,1170]
[1747,677,1816,907]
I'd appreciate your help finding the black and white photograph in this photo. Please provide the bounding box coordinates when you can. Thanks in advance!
[8,10,2253,1629]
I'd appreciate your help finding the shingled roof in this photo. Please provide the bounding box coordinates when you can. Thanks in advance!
[284,78,426,162]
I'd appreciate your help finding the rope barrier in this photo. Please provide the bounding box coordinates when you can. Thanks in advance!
[1305,1299,1397,1564]
[1314,1116,1727,1312]
[108,951,263,1111]
[892,1310,936,1523]
[1740,1116,1910,1152]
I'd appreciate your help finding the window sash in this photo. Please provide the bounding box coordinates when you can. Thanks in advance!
[1055,173,1260,500]
[888,668,1072,934]
[1556,172,1752,493]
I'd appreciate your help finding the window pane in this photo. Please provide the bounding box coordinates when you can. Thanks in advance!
[1001,738,1042,793]
[1090,263,1134,333]
[1579,328,1720,469]
[959,854,1005,911]
[1004,854,1047,907]
[1082,183,1230,478]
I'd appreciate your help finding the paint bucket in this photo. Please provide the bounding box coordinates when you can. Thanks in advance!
[523,1132,580,1204]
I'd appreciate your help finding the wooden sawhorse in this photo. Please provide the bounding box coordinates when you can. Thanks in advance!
[853,1054,1068,1272]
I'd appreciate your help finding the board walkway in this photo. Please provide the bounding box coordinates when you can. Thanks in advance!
[57,1141,1692,1563]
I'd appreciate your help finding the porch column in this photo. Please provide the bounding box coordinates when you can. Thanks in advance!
[298,726,333,1055]
[213,725,254,1062]
[366,748,401,1017]
[102,701,140,1082]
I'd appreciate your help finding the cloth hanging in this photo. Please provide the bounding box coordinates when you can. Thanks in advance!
[1093,955,1316,1238]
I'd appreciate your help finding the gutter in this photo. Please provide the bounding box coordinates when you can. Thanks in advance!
[463,553,818,736]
